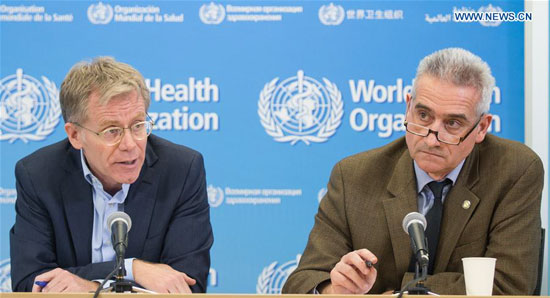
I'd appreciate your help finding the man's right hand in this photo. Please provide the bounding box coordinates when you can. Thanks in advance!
[31,268,98,292]
[133,259,196,293]
[321,249,378,294]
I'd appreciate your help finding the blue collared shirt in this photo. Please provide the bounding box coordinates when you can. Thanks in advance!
[414,159,465,215]
[80,150,135,281]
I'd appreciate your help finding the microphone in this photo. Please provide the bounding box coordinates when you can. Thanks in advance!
[106,211,132,258]
[402,212,429,268]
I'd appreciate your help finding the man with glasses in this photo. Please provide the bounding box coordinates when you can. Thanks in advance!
[10,57,213,293]
[283,48,543,295]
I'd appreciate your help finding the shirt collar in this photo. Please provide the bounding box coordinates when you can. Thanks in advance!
[80,150,130,196]
[413,159,465,194]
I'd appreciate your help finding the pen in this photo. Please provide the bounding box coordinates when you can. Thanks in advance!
[35,281,48,288]
[365,260,373,268]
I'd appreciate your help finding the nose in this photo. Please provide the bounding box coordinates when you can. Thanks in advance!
[424,131,441,147]
[117,128,137,151]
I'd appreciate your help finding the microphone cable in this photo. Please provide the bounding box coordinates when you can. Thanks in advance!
[92,257,123,298]
[397,276,426,298]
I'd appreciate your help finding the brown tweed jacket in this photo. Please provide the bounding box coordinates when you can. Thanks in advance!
[282,134,543,295]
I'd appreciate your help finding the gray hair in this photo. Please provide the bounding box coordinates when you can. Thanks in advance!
[411,48,495,115]
[59,57,150,123]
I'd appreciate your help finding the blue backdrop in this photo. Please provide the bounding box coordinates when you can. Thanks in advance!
[0,0,526,293]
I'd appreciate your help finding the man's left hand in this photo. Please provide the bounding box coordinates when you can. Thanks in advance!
[32,268,99,292]
[133,259,196,293]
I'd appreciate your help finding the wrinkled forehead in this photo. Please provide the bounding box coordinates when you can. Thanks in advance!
[411,76,482,116]
[83,88,146,122]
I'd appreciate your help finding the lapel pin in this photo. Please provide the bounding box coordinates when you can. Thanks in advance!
[462,200,471,209]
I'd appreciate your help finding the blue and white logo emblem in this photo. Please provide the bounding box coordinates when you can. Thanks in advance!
[87,2,114,25]
[478,4,503,27]
[199,2,225,25]
[0,69,61,143]
[318,187,327,203]
[257,255,301,294]
[0,259,11,292]
[318,3,345,26]
[208,268,218,287]
[258,70,343,145]
[207,184,224,208]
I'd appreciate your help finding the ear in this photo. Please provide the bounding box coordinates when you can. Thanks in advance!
[474,114,492,143]
[405,93,412,114]
[65,122,84,150]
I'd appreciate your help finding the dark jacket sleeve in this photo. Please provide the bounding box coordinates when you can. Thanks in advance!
[157,152,213,293]
[10,159,120,292]
[9,159,104,292]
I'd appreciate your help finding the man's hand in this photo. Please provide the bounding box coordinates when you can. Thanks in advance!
[32,268,99,292]
[322,249,378,294]
[133,259,196,293]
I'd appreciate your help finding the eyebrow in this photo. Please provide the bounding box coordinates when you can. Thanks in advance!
[413,102,433,112]
[413,102,469,122]
[446,113,469,122]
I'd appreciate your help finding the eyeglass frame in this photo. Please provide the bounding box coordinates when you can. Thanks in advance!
[403,113,484,146]
[72,115,155,146]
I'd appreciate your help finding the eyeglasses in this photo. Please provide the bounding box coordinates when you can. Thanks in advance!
[73,118,154,146]
[404,114,483,145]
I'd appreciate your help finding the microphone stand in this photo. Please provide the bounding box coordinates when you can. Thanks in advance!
[407,254,430,295]
[93,212,150,296]
[105,233,139,293]
[93,258,135,298]
[96,257,150,295]
[111,255,133,293]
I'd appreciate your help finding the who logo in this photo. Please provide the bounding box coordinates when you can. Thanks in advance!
[257,255,301,294]
[478,4,503,27]
[0,69,61,143]
[318,187,327,203]
[207,184,224,208]
[258,70,343,145]
[0,259,11,292]
[199,2,225,25]
[318,3,345,26]
[87,2,114,25]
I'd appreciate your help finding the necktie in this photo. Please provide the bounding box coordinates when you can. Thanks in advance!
[425,179,452,275]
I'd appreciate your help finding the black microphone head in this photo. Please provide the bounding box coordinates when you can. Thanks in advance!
[402,212,427,234]
[106,211,132,232]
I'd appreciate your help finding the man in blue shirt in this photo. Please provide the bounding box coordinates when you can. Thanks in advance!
[10,57,213,293]
[283,48,543,295]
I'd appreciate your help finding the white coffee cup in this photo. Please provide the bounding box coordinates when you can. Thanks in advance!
[462,257,497,296]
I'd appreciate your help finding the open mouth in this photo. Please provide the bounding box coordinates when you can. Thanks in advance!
[118,159,137,165]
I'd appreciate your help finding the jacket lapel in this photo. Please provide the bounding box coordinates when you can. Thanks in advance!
[382,150,418,276]
[381,142,482,275]
[125,143,159,257]
[435,145,481,273]
[61,146,93,265]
